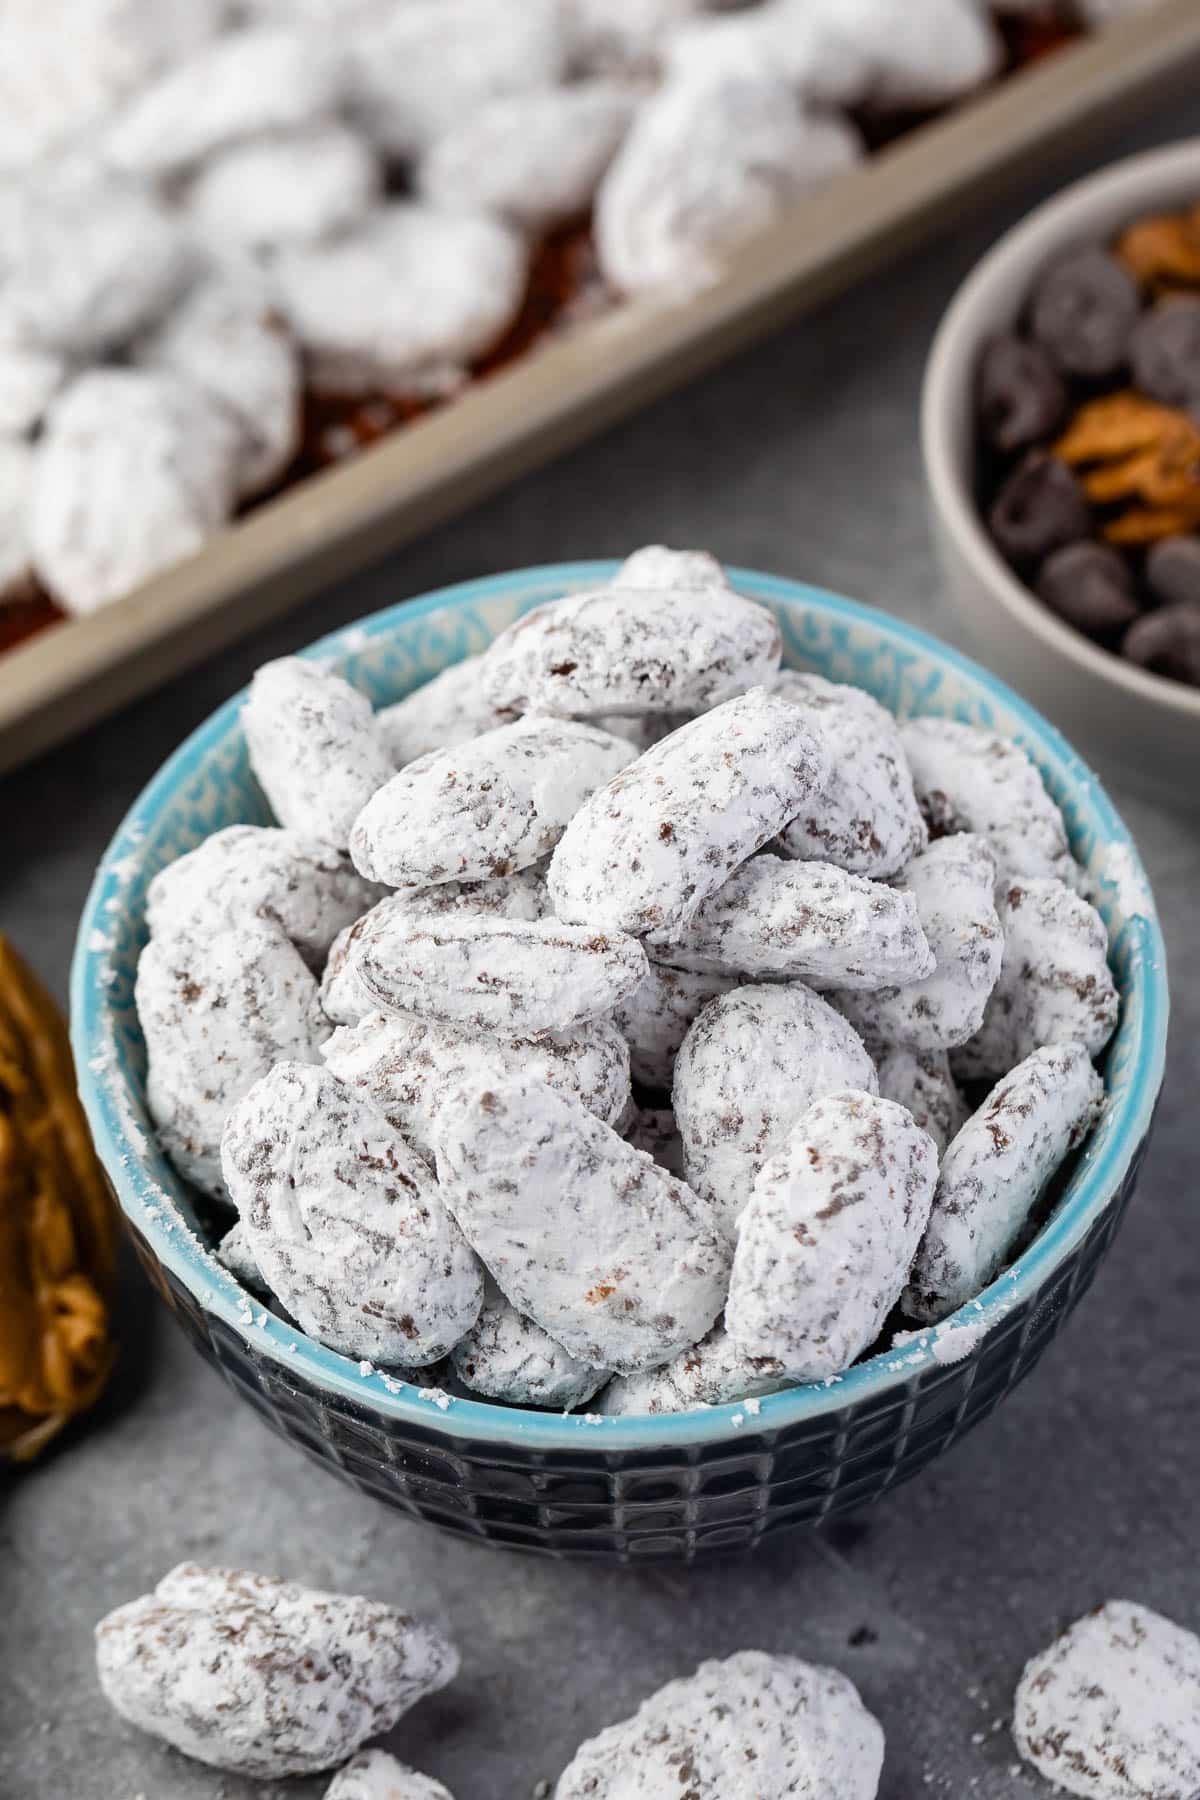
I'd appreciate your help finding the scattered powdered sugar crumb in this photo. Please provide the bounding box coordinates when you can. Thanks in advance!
[419,1387,453,1411]
[358,1360,375,1378]
[931,1319,988,1364]
[378,1371,404,1394]
[107,853,143,882]
[1095,841,1154,921]
[87,928,112,954]
[744,1396,762,1416]
[257,1311,270,1329]
[730,1412,745,1429]
[580,1413,604,1426]
[339,626,370,653]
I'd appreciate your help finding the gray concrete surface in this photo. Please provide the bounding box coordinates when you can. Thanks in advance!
[2,100,1199,1800]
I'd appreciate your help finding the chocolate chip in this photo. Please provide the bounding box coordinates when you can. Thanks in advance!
[1030,246,1139,379]
[1129,293,1200,407]
[1146,533,1200,609]
[976,333,1068,453]
[1035,541,1140,642]
[989,450,1092,566]
[1122,602,1200,685]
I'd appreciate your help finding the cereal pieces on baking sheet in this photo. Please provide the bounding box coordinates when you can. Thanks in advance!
[1013,1599,1200,1800]
[594,67,862,298]
[954,877,1119,1081]
[904,1041,1104,1323]
[647,853,934,989]
[773,671,927,878]
[347,0,568,162]
[318,869,554,1026]
[349,717,633,887]
[599,1324,791,1416]
[135,277,302,500]
[275,203,528,398]
[548,689,826,937]
[612,960,739,1090]
[326,1751,457,1800]
[434,1080,730,1375]
[0,439,34,598]
[354,911,648,1035]
[479,559,781,718]
[243,656,394,851]
[30,368,240,616]
[873,1045,966,1157]
[0,158,190,359]
[95,1562,459,1778]
[136,921,329,1198]
[673,982,878,1233]
[450,1277,608,1410]
[375,655,513,769]
[419,82,636,235]
[105,28,343,178]
[146,825,383,968]
[833,834,1002,1051]
[321,1008,631,1157]
[899,717,1077,886]
[726,1091,937,1382]
[222,1061,481,1365]
[556,1649,884,1800]
[183,124,380,258]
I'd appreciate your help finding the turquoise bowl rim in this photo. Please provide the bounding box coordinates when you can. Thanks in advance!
[71,564,1169,1453]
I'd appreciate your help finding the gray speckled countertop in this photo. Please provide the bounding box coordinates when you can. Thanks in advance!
[3,101,1199,1800]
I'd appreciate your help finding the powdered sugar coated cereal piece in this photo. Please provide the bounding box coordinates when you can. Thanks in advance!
[95,1562,458,1779]
[563,0,709,76]
[0,340,67,437]
[184,125,380,257]
[146,826,384,969]
[319,870,553,1025]
[665,3,873,107]
[321,1008,631,1156]
[549,690,826,937]
[480,570,781,719]
[599,1324,791,1416]
[375,656,513,768]
[30,368,240,616]
[0,158,190,357]
[222,1062,481,1365]
[673,982,878,1232]
[835,0,1002,110]
[1013,1599,1200,1800]
[905,1042,1104,1323]
[326,1751,457,1800]
[614,543,729,592]
[773,672,927,877]
[0,439,33,597]
[900,718,1077,886]
[647,854,934,988]
[873,1045,966,1157]
[347,0,568,161]
[594,69,862,297]
[833,834,1002,1050]
[726,1090,937,1380]
[954,877,1119,1080]
[106,29,343,179]
[243,657,394,851]
[419,82,636,235]
[354,911,648,1035]
[612,961,740,1089]
[136,277,301,499]
[275,204,528,398]
[435,1080,730,1374]
[136,921,330,1198]
[555,1650,884,1799]
[349,717,633,887]
[450,1277,608,1409]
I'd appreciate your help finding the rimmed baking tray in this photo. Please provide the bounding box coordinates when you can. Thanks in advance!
[3,0,1199,776]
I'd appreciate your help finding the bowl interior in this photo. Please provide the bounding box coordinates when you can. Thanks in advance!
[922,136,1200,722]
[72,565,1168,1451]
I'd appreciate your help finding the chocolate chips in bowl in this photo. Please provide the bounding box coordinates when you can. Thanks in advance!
[978,201,1200,690]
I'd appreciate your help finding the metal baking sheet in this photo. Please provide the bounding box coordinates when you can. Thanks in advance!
[2,0,1199,775]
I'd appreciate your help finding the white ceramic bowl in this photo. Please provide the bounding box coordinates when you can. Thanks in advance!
[922,139,1200,782]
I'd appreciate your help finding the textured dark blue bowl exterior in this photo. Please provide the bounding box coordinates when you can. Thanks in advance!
[122,1136,1146,1563]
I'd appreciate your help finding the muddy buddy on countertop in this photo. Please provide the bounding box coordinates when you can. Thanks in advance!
[978,196,1200,688]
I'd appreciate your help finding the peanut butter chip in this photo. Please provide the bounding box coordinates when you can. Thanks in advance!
[1055,392,1200,543]
[1114,212,1200,288]
[0,934,115,1460]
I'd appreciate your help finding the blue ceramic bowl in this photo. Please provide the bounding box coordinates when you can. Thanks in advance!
[71,566,1168,1563]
